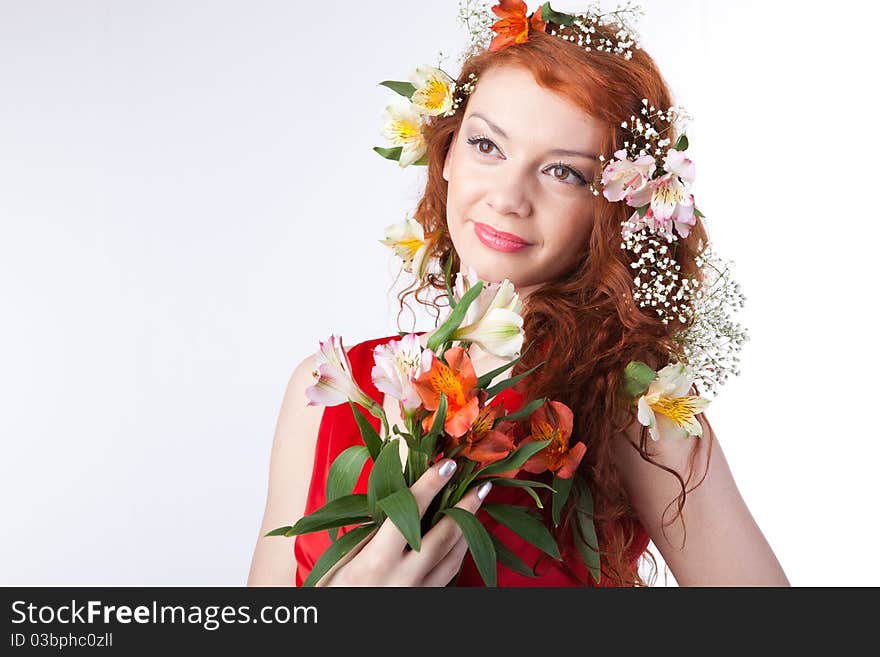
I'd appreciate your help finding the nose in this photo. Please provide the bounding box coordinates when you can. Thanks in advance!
[485,167,532,218]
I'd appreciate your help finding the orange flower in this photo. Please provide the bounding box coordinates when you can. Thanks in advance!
[451,402,516,466]
[488,0,547,53]
[413,346,480,438]
[521,401,586,479]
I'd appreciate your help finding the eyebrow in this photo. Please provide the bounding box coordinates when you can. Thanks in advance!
[466,112,599,161]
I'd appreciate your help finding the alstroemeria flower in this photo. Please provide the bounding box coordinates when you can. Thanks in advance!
[306,335,377,411]
[413,346,480,438]
[624,200,696,242]
[520,401,586,479]
[488,0,547,52]
[371,333,433,412]
[636,362,711,441]
[601,150,656,203]
[409,65,455,117]
[380,98,427,167]
[449,402,516,465]
[380,216,435,278]
[664,148,695,183]
[447,268,524,359]
[646,173,695,233]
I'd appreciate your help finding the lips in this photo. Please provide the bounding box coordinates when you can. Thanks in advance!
[473,221,531,253]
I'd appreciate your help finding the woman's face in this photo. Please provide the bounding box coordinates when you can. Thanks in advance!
[443,65,604,294]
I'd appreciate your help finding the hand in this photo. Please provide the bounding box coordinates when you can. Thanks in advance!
[315,459,492,587]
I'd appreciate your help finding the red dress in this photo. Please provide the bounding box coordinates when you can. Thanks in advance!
[294,334,650,586]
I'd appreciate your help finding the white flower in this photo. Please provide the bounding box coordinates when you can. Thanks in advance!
[636,362,711,441]
[448,267,524,359]
[305,335,377,411]
[380,216,435,278]
[371,333,433,412]
[409,65,455,117]
[380,98,427,167]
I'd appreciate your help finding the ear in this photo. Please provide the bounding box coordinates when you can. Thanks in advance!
[442,131,456,183]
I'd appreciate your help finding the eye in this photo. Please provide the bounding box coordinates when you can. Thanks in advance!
[466,135,499,156]
[466,135,588,187]
[546,162,588,186]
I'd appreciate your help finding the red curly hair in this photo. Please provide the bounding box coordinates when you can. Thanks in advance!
[398,27,714,586]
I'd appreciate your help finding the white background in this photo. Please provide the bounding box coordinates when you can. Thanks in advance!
[1,0,876,586]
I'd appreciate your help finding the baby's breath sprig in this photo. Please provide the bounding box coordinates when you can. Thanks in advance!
[457,0,496,63]
[621,100,691,163]
[671,245,749,396]
[622,222,700,327]
[547,2,643,59]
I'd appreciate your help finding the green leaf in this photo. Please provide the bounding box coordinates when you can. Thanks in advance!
[636,203,650,218]
[539,2,576,25]
[442,508,497,587]
[491,535,537,578]
[622,361,657,399]
[497,397,546,425]
[420,392,448,458]
[412,153,429,166]
[426,280,484,353]
[264,525,292,537]
[574,477,601,584]
[301,523,377,587]
[349,402,383,461]
[475,341,534,389]
[444,253,456,309]
[483,504,560,559]
[673,134,689,151]
[376,487,422,552]
[285,494,370,536]
[373,145,402,161]
[476,439,551,477]
[326,445,370,503]
[378,80,416,99]
[551,474,574,526]
[490,477,549,509]
[694,207,705,219]
[367,439,407,522]
[484,362,544,399]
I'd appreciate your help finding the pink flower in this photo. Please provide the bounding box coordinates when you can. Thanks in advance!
[664,148,695,183]
[306,335,377,411]
[601,149,656,204]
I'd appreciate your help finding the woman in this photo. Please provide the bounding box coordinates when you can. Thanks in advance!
[247,1,789,587]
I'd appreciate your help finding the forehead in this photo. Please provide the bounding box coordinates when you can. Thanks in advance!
[463,65,603,150]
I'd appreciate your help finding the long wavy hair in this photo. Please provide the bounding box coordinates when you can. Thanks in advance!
[398,27,715,586]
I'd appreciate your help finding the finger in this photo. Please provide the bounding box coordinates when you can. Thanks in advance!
[408,480,493,575]
[421,534,469,587]
[370,458,459,554]
[314,526,378,587]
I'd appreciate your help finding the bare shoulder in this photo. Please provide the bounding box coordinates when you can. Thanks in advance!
[610,411,789,585]
[247,352,326,586]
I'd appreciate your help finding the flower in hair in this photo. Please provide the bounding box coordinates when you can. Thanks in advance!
[634,362,710,441]
[380,215,436,278]
[409,65,457,117]
[380,98,427,167]
[488,0,547,52]
[601,149,655,203]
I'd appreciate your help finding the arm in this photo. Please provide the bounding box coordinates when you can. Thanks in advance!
[610,414,790,586]
[247,354,325,586]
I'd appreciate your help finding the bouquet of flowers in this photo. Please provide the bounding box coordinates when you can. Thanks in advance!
[266,264,594,587]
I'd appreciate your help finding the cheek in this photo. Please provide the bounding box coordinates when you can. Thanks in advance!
[547,207,594,256]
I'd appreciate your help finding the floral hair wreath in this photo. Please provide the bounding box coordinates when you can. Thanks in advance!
[377,0,748,439]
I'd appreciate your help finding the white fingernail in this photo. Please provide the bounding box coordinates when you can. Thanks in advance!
[439,460,457,478]
[477,482,492,500]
